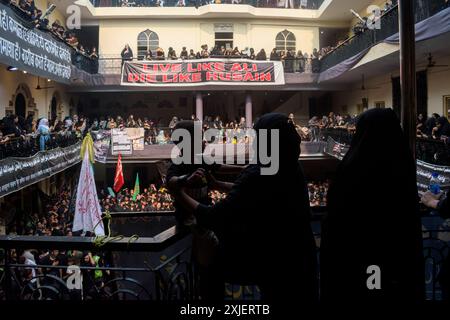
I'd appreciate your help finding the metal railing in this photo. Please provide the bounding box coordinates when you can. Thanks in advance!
[0,132,80,161]
[0,222,195,301]
[98,56,320,74]
[320,0,448,72]
[319,127,450,166]
[0,215,448,301]
[89,0,324,9]
[416,137,450,166]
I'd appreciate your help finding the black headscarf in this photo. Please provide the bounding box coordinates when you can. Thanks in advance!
[321,108,424,302]
[253,113,301,173]
[193,113,317,303]
[437,116,450,137]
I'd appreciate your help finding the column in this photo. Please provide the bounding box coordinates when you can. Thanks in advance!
[398,0,417,158]
[245,93,253,128]
[195,92,203,122]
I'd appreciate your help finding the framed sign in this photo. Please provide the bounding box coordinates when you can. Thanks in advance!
[444,95,450,120]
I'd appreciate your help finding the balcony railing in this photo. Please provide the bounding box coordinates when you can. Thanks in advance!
[89,0,324,10]
[98,56,321,74]
[0,217,196,300]
[0,132,80,161]
[0,214,448,300]
[0,0,98,75]
[319,127,450,166]
[320,0,449,72]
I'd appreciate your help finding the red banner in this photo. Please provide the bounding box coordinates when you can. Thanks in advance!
[121,59,285,87]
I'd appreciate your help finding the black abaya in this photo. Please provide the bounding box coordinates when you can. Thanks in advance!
[321,108,424,302]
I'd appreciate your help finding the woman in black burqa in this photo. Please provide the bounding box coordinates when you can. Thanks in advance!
[321,108,424,302]
[172,113,318,302]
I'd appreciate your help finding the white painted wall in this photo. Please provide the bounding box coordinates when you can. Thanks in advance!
[427,64,450,118]
[0,67,72,119]
[98,18,320,58]
[331,56,450,117]
[332,72,393,115]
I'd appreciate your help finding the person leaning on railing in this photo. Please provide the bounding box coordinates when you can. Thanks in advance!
[36,118,50,151]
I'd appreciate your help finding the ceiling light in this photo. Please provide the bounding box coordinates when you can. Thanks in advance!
[7,66,18,71]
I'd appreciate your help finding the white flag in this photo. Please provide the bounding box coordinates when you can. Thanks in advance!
[73,151,105,235]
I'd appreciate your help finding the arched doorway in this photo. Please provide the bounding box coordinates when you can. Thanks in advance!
[51,96,57,120]
[8,84,37,118]
[15,93,26,118]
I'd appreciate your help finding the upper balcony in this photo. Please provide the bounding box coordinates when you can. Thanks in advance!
[320,0,450,73]
[89,0,324,10]
[53,0,374,21]
[0,0,98,79]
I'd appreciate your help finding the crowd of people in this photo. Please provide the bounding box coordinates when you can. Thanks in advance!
[6,187,73,237]
[4,186,110,299]
[319,1,398,61]
[2,109,447,160]
[287,112,357,142]
[307,180,329,207]
[93,0,322,9]
[90,114,254,144]
[121,43,322,73]
[5,0,98,72]
[100,184,174,212]
[0,114,88,159]
[417,113,450,143]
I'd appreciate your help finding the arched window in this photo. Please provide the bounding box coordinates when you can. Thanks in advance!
[275,30,296,52]
[137,29,159,59]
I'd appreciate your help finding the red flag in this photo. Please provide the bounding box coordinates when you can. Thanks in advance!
[113,153,124,193]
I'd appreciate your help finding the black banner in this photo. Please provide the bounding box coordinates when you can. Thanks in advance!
[121,59,285,86]
[324,136,350,160]
[0,2,72,83]
[416,160,450,194]
[325,138,450,193]
[0,141,81,198]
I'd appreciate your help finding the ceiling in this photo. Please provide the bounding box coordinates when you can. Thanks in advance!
[323,30,450,86]
[318,0,375,21]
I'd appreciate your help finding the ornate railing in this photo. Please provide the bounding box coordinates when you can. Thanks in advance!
[320,0,449,72]
[0,220,195,301]
[1,214,448,300]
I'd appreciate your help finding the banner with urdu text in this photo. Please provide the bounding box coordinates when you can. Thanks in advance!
[121,59,285,87]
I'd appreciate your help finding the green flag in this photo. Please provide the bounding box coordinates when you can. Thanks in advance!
[132,173,140,201]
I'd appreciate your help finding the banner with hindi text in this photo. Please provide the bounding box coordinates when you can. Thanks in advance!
[0,2,72,83]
